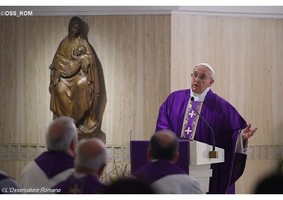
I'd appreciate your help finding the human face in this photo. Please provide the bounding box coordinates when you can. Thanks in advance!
[69,23,81,38]
[190,65,214,94]
[75,46,84,56]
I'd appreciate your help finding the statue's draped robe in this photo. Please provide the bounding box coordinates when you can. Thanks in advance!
[50,35,99,133]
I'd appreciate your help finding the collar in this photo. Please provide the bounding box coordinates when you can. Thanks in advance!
[191,87,210,101]
[73,171,87,178]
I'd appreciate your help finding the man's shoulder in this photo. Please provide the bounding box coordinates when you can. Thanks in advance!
[133,162,152,174]
[167,89,190,99]
[153,174,204,194]
[161,173,196,181]
[207,90,239,112]
[0,171,8,180]
[171,89,189,95]
[52,174,74,187]
[20,160,46,180]
[53,173,106,194]
[21,160,38,173]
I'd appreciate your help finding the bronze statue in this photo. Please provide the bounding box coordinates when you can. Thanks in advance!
[49,16,104,141]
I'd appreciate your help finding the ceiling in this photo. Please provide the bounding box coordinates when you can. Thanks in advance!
[1,6,283,18]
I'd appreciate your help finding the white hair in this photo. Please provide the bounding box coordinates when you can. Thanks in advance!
[46,116,77,152]
[75,139,108,172]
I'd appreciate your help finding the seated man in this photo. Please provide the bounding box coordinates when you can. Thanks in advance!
[133,130,204,194]
[254,162,283,194]
[0,170,21,194]
[53,138,108,194]
[20,116,78,193]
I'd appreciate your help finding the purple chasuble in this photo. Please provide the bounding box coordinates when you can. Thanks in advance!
[156,89,247,194]
[133,159,187,184]
[35,151,74,178]
[53,174,107,194]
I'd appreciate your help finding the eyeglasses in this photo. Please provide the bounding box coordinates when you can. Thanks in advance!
[190,73,210,81]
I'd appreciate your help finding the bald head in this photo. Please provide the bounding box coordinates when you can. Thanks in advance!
[149,130,178,161]
[75,138,108,175]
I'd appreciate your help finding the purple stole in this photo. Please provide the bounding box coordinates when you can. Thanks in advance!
[181,100,203,140]
[133,159,187,184]
[53,174,107,194]
[35,151,74,178]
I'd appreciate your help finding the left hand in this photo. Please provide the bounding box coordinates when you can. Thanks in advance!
[242,123,257,140]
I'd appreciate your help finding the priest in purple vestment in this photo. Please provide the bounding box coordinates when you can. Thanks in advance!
[0,170,21,194]
[20,117,78,193]
[133,130,204,194]
[53,138,108,194]
[156,63,257,194]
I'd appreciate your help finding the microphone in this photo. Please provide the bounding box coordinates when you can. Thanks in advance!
[190,96,218,158]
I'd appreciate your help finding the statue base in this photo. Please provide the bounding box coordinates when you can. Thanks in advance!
[78,129,106,143]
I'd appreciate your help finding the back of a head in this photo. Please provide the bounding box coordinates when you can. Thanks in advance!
[104,177,156,194]
[150,130,178,161]
[46,116,77,152]
[254,172,283,194]
[75,138,108,173]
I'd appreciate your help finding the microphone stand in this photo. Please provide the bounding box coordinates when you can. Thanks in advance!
[190,97,218,158]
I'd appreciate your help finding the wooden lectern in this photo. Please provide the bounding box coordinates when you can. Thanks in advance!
[130,140,224,193]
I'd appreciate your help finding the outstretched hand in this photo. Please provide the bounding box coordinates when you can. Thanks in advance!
[242,123,257,140]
